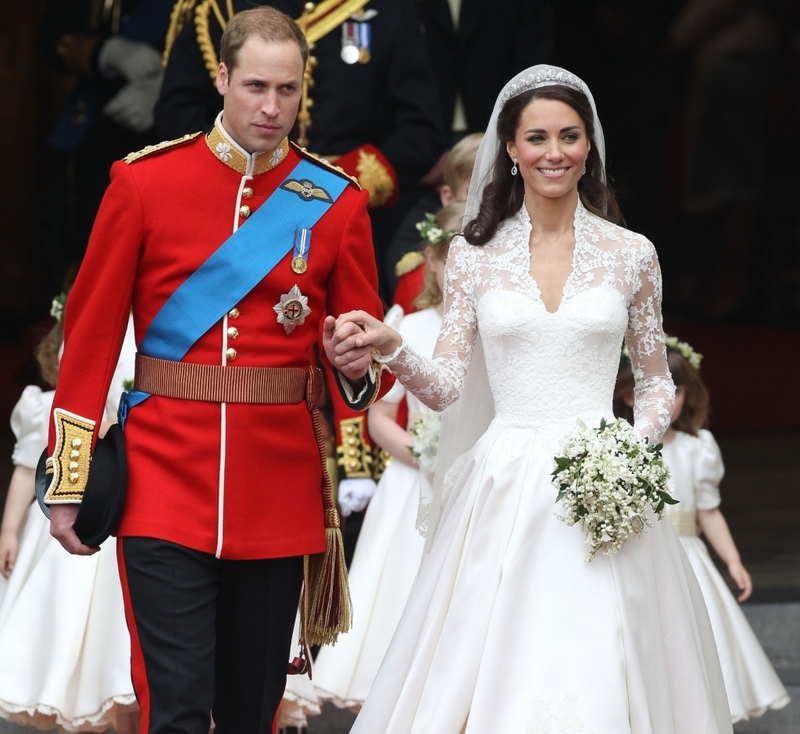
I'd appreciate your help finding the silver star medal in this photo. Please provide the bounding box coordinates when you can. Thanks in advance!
[274,285,311,334]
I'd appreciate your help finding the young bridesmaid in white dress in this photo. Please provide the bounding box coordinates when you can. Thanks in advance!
[313,203,463,712]
[0,308,138,732]
[324,65,732,733]
[616,337,791,724]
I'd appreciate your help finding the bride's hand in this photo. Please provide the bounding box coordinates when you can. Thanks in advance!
[323,311,401,375]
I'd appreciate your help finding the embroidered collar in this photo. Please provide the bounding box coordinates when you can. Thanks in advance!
[206,113,289,176]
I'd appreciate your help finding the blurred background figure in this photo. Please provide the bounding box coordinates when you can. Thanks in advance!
[39,0,174,288]
[415,0,553,145]
[664,0,781,321]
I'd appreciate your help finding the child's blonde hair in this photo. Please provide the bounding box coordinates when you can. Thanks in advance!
[443,133,483,193]
[413,201,465,311]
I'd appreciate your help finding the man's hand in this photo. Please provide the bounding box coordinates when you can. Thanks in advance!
[50,504,100,556]
[323,315,374,382]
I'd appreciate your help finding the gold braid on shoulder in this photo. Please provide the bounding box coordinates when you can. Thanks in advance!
[162,0,198,66]
[195,0,229,81]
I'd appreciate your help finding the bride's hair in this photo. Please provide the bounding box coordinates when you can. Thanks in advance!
[464,85,624,247]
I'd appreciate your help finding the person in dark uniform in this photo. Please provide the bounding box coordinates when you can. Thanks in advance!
[155,0,446,283]
[40,0,175,286]
[46,8,390,732]
[415,0,555,142]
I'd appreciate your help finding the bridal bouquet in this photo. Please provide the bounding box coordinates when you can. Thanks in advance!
[408,412,442,476]
[552,418,675,561]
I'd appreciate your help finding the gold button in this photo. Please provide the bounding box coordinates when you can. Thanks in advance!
[348,448,358,457]
[349,460,358,469]
[69,472,79,484]
[70,449,80,459]
[226,348,238,361]
[228,307,240,320]
[348,438,357,446]
[345,426,355,435]
[239,205,251,218]
[71,438,82,448]
[227,327,239,340]
[69,461,79,471]
[242,187,253,199]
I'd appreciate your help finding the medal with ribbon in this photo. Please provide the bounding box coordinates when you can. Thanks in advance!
[341,20,371,65]
[291,227,311,274]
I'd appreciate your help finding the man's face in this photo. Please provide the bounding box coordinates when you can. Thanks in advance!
[216,37,304,154]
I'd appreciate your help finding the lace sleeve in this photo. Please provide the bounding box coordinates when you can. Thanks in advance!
[382,237,477,411]
[624,241,675,444]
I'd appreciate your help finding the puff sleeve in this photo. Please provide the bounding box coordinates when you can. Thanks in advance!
[695,429,724,511]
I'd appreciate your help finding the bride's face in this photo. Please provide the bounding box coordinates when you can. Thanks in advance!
[506,98,591,203]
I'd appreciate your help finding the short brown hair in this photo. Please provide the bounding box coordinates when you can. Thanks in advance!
[220,7,309,72]
[443,133,483,192]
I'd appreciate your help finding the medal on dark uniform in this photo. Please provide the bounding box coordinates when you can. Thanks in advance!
[357,21,371,64]
[341,20,371,65]
[291,227,311,274]
[274,285,311,334]
[341,22,360,64]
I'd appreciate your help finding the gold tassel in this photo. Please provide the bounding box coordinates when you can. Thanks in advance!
[300,367,353,648]
[302,522,353,646]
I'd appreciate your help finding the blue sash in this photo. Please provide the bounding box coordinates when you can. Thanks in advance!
[119,157,349,424]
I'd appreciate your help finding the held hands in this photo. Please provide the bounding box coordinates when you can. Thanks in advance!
[49,504,99,556]
[322,312,402,381]
[728,559,753,602]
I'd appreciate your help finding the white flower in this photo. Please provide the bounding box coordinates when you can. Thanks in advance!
[552,418,674,561]
[408,413,442,476]
[216,142,232,162]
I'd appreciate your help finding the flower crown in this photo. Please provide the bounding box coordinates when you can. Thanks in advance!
[416,212,456,247]
[620,335,703,372]
[500,66,587,105]
[50,292,67,323]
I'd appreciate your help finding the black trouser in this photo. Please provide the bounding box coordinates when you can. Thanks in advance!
[117,537,304,734]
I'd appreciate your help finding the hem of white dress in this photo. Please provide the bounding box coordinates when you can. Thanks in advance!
[314,687,364,711]
[0,693,138,732]
[731,693,792,724]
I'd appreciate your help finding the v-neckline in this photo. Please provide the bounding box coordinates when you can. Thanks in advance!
[520,202,581,316]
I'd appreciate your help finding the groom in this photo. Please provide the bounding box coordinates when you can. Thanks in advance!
[45,7,386,733]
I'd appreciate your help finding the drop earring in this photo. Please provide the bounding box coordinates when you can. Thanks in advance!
[582,165,587,175]
[511,160,518,176]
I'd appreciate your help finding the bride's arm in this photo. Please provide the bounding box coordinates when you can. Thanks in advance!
[327,237,478,412]
[625,241,675,445]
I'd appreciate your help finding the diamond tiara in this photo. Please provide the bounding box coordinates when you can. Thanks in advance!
[500,66,587,105]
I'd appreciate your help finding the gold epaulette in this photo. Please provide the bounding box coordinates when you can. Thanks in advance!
[123,132,203,164]
[289,141,361,190]
[395,251,425,277]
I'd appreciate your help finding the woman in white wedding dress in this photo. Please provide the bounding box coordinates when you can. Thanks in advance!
[324,66,732,733]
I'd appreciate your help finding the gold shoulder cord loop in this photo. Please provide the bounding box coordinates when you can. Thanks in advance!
[195,0,226,81]
[163,0,198,66]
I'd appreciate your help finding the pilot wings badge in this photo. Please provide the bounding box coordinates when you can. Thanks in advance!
[280,179,332,202]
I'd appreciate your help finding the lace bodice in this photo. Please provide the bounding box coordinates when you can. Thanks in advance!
[384,200,675,447]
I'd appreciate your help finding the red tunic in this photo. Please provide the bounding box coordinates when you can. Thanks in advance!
[48,123,389,560]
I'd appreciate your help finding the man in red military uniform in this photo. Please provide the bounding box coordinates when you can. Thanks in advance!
[45,7,388,733]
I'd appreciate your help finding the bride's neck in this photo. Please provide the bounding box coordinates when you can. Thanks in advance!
[524,190,578,239]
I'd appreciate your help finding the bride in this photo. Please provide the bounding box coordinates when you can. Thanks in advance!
[324,65,732,733]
